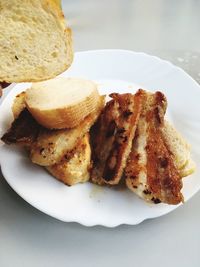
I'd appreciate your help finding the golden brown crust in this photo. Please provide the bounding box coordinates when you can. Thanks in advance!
[1,95,105,166]
[90,90,144,185]
[1,85,194,202]
[1,108,41,147]
[46,134,91,186]
[2,27,73,83]
[125,91,183,205]
[146,123,183,204]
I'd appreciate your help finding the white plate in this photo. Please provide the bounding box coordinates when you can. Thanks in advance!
[0,50,200,227]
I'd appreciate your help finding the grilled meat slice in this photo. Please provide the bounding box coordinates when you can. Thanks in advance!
[46,133,91,186]
[125,91,183,205]
[1,108,41,146]
[1,91,40,146]
[90,89,145,185]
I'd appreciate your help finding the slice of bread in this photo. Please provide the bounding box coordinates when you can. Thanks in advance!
[25,78,101,129]
[46,134,91,186]
[162,121,190,170]
[163,121,195,177]
[90,90,144,185]
[0,0,73,83]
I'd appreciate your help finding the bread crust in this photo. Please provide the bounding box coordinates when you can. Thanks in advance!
[26,87,101,129]
[0,0,73,83]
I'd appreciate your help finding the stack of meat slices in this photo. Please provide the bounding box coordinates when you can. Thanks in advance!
[90,89,195,205]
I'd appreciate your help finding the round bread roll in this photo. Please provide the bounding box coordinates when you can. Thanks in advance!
[25,77,101,129]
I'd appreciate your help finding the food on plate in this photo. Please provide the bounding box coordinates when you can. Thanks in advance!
[46,134,91,186]
[2,77,104,185]
[3,78,104,165]
[30,102,103,166]
[90,89,195,205]
[1,108,40,147]
[90,90,144,185]
[1,77,195,204]
[0,0,73,84]
[124,91,185,204]
[25,78,101,129]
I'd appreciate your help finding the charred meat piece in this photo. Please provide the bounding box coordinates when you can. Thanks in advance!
[46,133,91,186]
[125,91,183,205]
[90,90,145,185]
[1,108,41,146]
[0,82,10,97]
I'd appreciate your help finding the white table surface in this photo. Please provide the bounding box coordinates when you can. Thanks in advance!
[0,1,200,266]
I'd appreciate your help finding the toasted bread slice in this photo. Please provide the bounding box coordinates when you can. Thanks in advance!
[125,91,184,205]
[46,134,91,185]
[162,121,195,177]
[30,96,105,166]
[90,90,144,185]
[0,0,73,83]
[25,78,101,129]
[162,121,190,170]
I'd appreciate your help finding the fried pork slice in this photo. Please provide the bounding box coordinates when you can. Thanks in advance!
[46,134,91,186]
[30,96,105,166]
[1,108,41,147]
[1,91,41,147]
[90,90,145,185]
[125,91,183,205]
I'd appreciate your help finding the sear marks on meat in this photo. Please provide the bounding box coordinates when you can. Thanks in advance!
[1,108,41,146]
[90,89,145,185]
[125,91,183,205]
